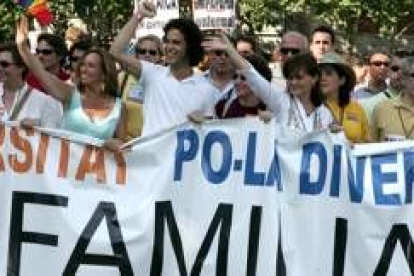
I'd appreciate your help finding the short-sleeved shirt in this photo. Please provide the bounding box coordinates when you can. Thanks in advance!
[118,71,144,140]
[358,92,389,126]
[63,89,121,140]
[371,97,414,141]
[0,82,63,128]
[139,61,219,136]
[325,98,370,143]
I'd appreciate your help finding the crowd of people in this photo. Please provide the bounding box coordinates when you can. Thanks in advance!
[1,1,414,151]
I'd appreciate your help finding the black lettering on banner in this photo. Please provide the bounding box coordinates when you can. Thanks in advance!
[374,224,414,275]
[63,202,132,275]
[276,215,286,276]
[246,206,262,276]
[150,201,233,276]
[333,218,348,276]
[7,191,69,276]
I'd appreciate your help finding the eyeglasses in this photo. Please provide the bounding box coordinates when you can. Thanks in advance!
[390,65,400,72]
[370,61,390,67]
[213,50,228,57]
[233,73,246,81]
[280,48,300,55]
[0,61,15,68]
[136,48,158,56]
[70,56,82,63]
[36,48,54,55]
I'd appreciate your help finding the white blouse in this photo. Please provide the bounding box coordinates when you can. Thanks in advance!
[241,65,334,132]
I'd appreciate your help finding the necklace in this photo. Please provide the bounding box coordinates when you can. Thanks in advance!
[397,108,414,138]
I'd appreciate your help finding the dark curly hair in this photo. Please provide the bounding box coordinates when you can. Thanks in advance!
[37,33,68,66]
[163,18,204,67]
[283,53,325,107]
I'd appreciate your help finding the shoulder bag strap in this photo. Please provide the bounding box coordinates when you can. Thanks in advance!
[10,86,32,121]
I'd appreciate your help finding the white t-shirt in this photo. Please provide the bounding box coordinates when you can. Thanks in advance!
[140,61,219,136]
[0,83,63,128]
[242,65,333,132]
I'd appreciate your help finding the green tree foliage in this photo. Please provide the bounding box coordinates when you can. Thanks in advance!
[0,0,133,47]
[238,0,414,50]
[0,1,22,42]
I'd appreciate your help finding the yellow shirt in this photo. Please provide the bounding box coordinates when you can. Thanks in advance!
[118,71,144,141]
[372,97,414,141]
[326,99,371,143]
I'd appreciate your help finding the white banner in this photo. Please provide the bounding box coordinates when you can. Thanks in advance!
[192,0,236,29]
[1,118,414,275]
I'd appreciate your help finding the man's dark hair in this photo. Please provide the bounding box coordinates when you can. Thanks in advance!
[311,25,335,44]
[246,54,272,82]
[37,33,68,58]
[68,40,92,57]
[368,48,391,62]
[163,18,204,67]
[0,43,28,78]
[283,53,325,107]
[235,34,257,53]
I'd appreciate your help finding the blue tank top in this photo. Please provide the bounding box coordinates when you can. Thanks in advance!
[63,89,121,140]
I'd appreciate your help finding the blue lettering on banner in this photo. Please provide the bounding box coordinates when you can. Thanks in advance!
[174,130,199,181]
[202,131,232,184]
[404,150,414,204]
[330,145,343,197]
[371,153,401,205]
[265,141,282,190]
[245,133,266,186]
[347,156,366,203]
[300,142,327,195]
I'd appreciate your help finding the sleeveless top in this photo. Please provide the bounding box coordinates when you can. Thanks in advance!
[63,89,121,140]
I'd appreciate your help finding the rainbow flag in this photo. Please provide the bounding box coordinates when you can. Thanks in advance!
[15,0,53,26]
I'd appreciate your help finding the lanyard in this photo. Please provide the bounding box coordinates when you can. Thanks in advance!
[397,108,414,139]
[289,96,318,131]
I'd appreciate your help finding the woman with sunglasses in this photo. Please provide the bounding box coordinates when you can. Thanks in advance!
[0,43,62,128]
[319,53,371,143]
[203,34,334,132]
[215,54,269,118]
[16,16,126,150]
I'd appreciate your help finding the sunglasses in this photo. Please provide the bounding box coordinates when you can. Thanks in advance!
[137,48,158,56]
[213,50,228,57]
[280,48,300,55]
[36,48,54,55]
[233,73,246,81]
[370,61,390,67]
[70,55,82,63]
[0,61,15,68]
[390,65,400,72]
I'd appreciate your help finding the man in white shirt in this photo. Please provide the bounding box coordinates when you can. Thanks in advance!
[110,2,218,136]
[0,43,62,128]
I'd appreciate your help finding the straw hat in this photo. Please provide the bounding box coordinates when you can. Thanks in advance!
[319,52,356,92]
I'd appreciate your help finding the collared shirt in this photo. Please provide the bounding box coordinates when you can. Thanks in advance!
[140,61,219,136]
[0,82,63,128]
[372,97,414,141]
[358,92,389,126]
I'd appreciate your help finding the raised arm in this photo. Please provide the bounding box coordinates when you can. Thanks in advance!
[16,16,72,104]
[202,34,285,113]
[110,1,156,78]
